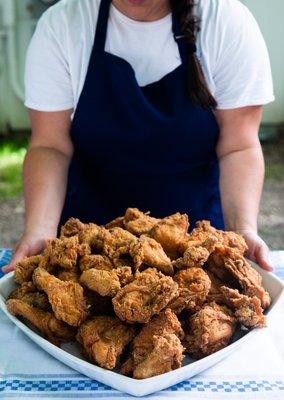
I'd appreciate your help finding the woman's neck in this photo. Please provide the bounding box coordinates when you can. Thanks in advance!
[112,0,171,22]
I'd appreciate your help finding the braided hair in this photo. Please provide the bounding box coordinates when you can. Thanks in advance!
[170,0,217,108]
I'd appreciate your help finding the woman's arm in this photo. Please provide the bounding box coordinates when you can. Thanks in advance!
[2,109,73,273]
[215,106,273,271]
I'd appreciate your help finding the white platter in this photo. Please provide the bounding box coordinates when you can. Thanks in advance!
[0,265,283,397]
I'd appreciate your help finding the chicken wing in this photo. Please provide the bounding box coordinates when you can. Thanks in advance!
[33,267,88,326]
[80,269,121,297]
[14,255,43,284]
[207,245,270,309]
[60,217,86,238]
[149,213,189,259]
[168,268,211,314]
[76,316,135,370]
[79,254,113,272]
[105,216,125,229]
[6,299,75,345]
[184,302,236,359]
[114,235,173,275]
[121,308,184,378]
[124,207,160,235]
[103,227,137,258]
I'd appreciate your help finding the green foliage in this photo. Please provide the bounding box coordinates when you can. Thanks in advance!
[0,142,27,198]
[265,163,284,181]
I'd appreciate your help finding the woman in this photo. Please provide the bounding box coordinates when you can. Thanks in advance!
[3,0,274,273]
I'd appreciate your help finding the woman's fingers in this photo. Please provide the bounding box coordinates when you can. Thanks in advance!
[255,243,273,272]
[2,243,31,274]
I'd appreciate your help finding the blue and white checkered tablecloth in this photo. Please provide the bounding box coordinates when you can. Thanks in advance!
[1,249,284,400]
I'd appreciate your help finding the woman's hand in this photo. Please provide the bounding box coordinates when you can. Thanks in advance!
[237,230,274,272]
[2,228,56,274]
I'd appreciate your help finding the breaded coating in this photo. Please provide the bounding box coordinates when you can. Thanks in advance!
[220,286,266,328]
[6,299,75,345]
[44,236,90,270]
[80,269,121,297]
[184,303,236,359]
[121,308,184,378]
[60,218,86,238]
[14,255,43,284]
[207,245,270,309]
[114,235,173,275]
[76,316,135,370]
[8,281,50,311]
[149,213,189,259]
[112,268,178,323]
[124,208,160,235]
[79,254,113,272]
[105,216,125,229]
[78,224,107,251]
[169,268,211,314]
[206,271,226,304]
[186,221,248,255]
[103,227,136,258]
[33,267,88,326]
[57,269,80,283]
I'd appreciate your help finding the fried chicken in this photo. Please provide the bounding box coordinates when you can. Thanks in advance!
[6,299,75,345]
[78,224,107,251]
[184,302,236,359]
[207,245,270,309]
[103,227,137,258]
[43,236,89,270]
[112,268,178,323]
[80,269,121,297]
[79,254,113,272]
[121,308,184,378]
[105,216,125,229]
[206,271,226,304]
[220,286,266,328]
[8,281,50,311]
[168,268,211,314]
[114,235,173,275]
[60,218,86,238]
[76,316,135,370]
[124,208,160,236]
[33,267,88,326]
[14,255,43,284]
[185,221,248,255]
[57,269,80,283]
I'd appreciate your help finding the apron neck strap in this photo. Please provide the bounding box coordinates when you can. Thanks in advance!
[172,11,195,65]
[94,0,112,52]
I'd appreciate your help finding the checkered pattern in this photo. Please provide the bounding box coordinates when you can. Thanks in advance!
[0,379,284,393]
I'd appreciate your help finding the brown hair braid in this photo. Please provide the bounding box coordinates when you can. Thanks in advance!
[170,0,217,109]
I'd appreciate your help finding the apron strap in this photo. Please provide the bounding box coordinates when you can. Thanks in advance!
[172,11,196,65]
[94,0,112,52]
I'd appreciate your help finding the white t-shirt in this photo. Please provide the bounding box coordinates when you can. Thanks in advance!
[24,0,275,112]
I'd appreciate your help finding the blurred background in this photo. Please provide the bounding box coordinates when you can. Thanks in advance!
[0,0,283,248]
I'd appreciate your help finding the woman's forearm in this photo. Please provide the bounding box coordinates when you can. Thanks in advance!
[219,144,264,233]
[23,146,71,235]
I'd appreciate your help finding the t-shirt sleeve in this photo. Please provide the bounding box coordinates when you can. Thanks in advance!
[210,0,275,110]
[24,10,74,111]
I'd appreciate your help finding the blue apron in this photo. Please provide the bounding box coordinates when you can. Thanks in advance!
[61,0,224,230]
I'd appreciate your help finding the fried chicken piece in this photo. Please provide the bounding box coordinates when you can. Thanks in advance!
[78,224,107,252]
[60,218,86,238]
[206,271,226,304]
[76,316,135,370]
[121,308,184,378]
[33,267,88,326]
[105,216,125,229]
[114,235,173,275]
[79,254,113,272]
[112,268,178,323]
[103,227,137,258]
[220,286,266,328]
[124,208,160,236]
[149,213,189,259]
[80,269,121,297]
[14,255,43,284]
[168,268,211,314]
[184,302,236,359]
[6,299,75,345]
[207,245,270,309]
[43,236,90,270]
[8,281,50,311]
[184,221,248,255]
[57,269,80,283]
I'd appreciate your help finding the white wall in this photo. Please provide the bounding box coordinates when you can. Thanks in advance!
[242,0,284,124]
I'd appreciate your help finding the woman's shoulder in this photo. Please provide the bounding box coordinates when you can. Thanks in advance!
[197,0,252,24]
[39,0,101,34]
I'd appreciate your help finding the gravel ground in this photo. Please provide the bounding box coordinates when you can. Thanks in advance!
[0,143,283,250]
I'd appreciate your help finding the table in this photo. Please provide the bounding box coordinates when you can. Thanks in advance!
[1,249,284,400]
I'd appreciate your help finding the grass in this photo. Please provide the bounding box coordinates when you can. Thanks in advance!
[0,140,27,198]
[265,163,284,182]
